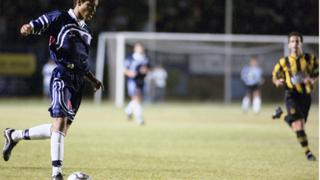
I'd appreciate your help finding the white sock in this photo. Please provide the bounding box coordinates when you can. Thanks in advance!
[253,96,261,113]
[11,124,51,142]
[241,96,250,112]
[51,131,64,176]
[11,130,23,142]
[52,166,62,177]
[132,101,144,125]
[125,101,133,116]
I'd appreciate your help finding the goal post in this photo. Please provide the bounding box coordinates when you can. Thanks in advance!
[94,32,318,107]
[94,33,125,106]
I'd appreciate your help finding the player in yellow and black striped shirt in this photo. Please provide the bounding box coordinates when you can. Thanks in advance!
[272,32,318,161]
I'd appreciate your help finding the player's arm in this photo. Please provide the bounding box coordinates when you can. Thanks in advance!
[20,11,60,36]
[139,65,149,75]
[137,61,152,76]
[240,67,247,82]
[85,71,104,92]
[124,68,136,78]
[304,55,319,85]
[20,24,33,36]
[123,58,136,78]
[272,59,285,87]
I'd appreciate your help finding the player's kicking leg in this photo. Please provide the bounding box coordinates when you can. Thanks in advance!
[272,106,283,119]
[3,128,18,161]
[3,124,52,161]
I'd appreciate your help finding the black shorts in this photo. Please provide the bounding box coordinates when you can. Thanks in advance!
[246,84,260,93]
[284,90,311,125]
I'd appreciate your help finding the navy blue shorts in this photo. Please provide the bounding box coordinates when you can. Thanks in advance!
[127,79,144,97]
[48,68,84,121]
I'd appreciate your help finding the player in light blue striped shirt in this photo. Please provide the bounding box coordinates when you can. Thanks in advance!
[241,57,263,113]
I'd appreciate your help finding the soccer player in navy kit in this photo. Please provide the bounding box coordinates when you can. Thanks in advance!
[124,43,150,125]
[2,0,103,179]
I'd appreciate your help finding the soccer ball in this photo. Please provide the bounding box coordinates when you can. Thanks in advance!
[67,171,91,180]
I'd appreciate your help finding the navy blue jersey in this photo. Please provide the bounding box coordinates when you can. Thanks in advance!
[124,53,150,97]
[124,54,150,84]
[29,9,94,120]
[30,9,92,75]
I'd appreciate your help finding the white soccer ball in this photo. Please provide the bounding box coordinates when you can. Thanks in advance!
[67,171,91,180]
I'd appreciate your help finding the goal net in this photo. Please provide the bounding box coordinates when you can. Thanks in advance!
[94,32,318,107]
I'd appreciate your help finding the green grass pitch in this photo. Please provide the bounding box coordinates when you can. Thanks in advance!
[0,99,318,179]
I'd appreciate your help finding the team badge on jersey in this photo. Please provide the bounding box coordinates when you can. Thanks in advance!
[289,108,296,114]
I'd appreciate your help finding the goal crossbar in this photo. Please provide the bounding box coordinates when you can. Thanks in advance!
[94,32,318,107]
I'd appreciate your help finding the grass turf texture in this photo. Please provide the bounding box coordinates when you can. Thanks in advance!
[0,99,318,180]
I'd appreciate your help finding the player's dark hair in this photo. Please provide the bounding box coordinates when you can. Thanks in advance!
[288,32,303,43]
[73,0,88,7]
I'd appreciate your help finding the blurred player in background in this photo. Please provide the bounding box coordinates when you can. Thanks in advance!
[272,32,318,161]
[42,59,56,99]
[124,43,151,125]
[240,57,263,113]
[151,64,168,102]
[2,0,103,179]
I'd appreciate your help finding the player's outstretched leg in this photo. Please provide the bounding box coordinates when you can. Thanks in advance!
[272,106,283,119]
[3,128,18,161]
[3,124,52,161]
[52,172,64,180]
